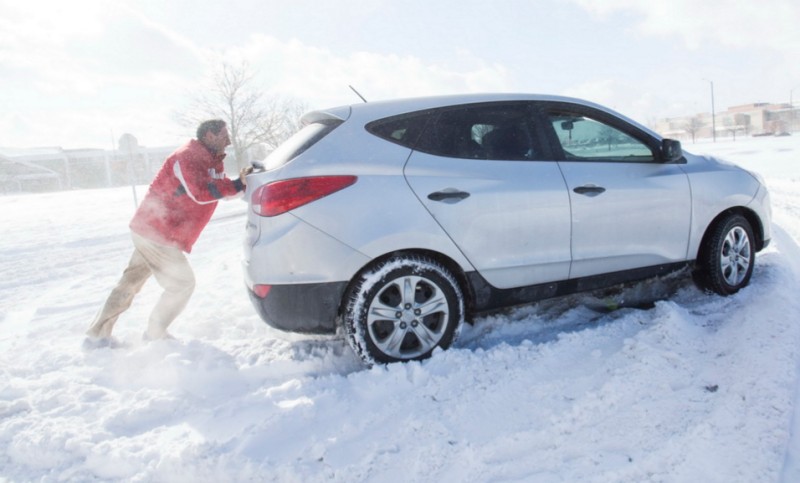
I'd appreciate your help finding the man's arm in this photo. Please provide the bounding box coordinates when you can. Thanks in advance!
[173,159,245,204]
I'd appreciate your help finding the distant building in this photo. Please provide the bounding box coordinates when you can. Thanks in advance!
[655,102,798,141]
[0,145,176,194]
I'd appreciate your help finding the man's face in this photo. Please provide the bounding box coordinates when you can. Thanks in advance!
[204,127,231,155]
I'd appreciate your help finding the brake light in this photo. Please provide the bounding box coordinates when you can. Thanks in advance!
[251,176,357,217]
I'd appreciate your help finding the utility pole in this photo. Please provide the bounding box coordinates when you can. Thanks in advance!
[119,133,140,209]
[791,84,800,132]
[704,79,716,142]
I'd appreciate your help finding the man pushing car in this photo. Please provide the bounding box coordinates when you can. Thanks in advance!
[85,119,252,346]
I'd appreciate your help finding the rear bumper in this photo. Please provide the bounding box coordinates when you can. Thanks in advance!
[247,281,348,334]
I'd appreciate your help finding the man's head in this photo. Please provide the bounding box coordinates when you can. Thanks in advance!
[197,119,231,155]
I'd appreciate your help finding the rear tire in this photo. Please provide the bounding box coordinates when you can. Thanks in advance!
[343,254,464,364]
[694,214,755,295]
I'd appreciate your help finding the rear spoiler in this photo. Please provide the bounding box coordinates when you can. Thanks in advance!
[300,106,352,126]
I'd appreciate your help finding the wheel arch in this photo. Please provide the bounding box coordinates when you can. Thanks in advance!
[337,248,476,325]
[696,207,765,264]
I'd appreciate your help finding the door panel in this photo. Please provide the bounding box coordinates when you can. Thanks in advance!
[543,106,692,278]
[559,161,691,278]
[405,153,571,289]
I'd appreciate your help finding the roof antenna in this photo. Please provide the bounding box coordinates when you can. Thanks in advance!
[349,85,368,103]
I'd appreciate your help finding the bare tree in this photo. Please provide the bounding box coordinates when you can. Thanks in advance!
[682,116,704,143]
[179,61,307,170]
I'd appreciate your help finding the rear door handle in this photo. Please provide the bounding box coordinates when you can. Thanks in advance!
[427,189,471,203]
[573,185,606,197]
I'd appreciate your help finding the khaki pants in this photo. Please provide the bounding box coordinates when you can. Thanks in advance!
[86,232,195,339]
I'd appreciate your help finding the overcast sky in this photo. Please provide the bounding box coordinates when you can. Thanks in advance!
[2,0,799,150]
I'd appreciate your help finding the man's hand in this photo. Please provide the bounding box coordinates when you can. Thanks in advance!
[239,166,254,186]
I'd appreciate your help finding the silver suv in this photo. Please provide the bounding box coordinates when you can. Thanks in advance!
[243,94,771,364]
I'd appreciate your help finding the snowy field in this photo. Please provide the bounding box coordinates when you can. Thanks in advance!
[2,134,800,482]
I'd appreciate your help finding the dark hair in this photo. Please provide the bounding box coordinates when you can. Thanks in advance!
[196,119,226,140]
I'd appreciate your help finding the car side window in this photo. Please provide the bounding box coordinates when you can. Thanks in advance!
[365,110,434,149]
[547,112,655,163]
[414,103,543,161]
[368,103,552,161]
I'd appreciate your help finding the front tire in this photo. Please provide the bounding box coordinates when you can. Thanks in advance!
[343,254,464,364]
[694,214,755,295]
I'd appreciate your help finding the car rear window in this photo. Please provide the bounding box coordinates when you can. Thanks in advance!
[261,120,343,171]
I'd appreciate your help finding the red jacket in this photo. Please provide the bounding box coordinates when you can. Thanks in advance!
[130,139,244,253]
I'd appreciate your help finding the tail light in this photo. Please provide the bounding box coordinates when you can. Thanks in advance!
[251,176,357,217]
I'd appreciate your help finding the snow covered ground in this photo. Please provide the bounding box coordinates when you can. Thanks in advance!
[2,135,800,482]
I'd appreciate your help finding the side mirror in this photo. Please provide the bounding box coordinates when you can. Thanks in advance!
[661,139,685,163]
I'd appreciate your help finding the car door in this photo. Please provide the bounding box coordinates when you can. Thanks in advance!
[541,104,692,279]
[403,102,572,289]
